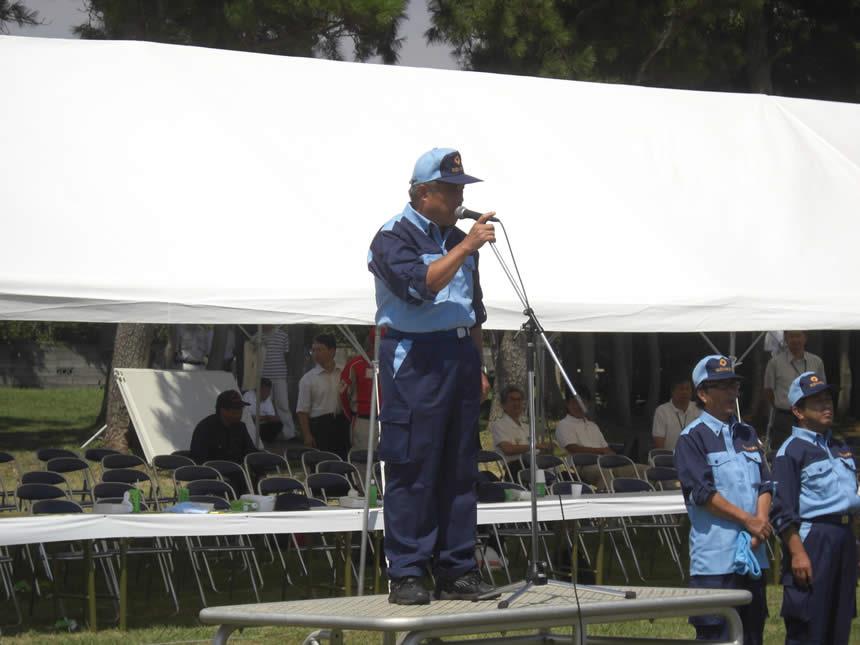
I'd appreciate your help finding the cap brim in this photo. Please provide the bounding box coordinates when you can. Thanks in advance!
[437,174,482,185]
[700,373,743,386]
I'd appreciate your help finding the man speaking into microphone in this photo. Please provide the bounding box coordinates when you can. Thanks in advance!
[367,148,497,605]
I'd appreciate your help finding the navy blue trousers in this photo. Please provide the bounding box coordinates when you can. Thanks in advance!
[377,331,481,580]
[782,522,857,645]
[689,573,767,644]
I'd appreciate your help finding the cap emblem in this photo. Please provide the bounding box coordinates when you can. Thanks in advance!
[810,375,819,383]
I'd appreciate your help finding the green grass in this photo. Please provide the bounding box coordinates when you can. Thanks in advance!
[1,387,859,644]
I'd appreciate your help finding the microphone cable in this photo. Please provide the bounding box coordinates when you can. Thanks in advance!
[490,214,586,637]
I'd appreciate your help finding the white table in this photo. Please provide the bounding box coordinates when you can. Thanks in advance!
[0,491,685,546]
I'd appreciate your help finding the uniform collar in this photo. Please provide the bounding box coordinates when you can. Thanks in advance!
[791,425,830,446]
[698,410,735,436]
[403,203,449,243]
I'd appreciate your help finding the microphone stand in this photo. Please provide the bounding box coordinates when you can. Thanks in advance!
[477,221,635,608]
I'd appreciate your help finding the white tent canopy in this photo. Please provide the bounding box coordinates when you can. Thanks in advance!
[2,36,859,332]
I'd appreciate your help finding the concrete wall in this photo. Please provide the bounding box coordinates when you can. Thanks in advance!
[0,341,110,388]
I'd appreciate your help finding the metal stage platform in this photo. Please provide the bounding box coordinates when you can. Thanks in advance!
[200,584,750,645]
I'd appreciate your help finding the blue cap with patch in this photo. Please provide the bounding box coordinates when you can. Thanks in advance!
[410,148,482,185]
[692,354,741,388]
[788,371,833,407]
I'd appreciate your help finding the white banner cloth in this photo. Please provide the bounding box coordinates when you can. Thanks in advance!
[0,492,684,546]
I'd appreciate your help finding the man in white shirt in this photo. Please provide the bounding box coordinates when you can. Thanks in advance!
[297,333,349,458]
[489,385,552,481]
[556,386,642,488]
[764,330,826,448]
[242,378,282,443]
[652,376,700,450]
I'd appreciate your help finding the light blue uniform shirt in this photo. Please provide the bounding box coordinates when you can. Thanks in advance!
[675,411,771,576]
[367,203,486,333]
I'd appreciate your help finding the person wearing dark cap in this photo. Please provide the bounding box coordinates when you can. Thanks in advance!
[367,148,497,605]
[770,372,860,644]
[674,355,772,645]
[190,389,256,494]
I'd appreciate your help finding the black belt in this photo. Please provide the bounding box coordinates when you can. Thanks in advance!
[803,513,852,525]
[386,327,469,341]
[311,413,345,421]
[356,414,371,420]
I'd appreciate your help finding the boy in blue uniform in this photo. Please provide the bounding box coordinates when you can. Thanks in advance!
[675,355,772,644]
[770,371,860,644]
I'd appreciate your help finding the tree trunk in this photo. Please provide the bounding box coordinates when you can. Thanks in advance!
[96,324,118,426]
[837,331,852,419]
[576,332,596,398]
[489,330,527,423]
[104,323,155,451]
[207,326,228,371]
[645,333,661,422]
[745,1,773,93]
[612,333,633,428]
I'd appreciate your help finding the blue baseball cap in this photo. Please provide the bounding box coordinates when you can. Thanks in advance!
[410,148,482,185]
[788,371,834,407]
[692,354,742,388]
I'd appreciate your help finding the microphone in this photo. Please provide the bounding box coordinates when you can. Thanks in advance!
[455,205,499,222]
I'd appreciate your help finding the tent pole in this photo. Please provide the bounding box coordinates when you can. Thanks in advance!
[255,324,262,449]
[699,332,721,355]
[357,325,381,596]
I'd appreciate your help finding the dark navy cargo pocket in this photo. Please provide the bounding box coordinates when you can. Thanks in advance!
[377,406,411,464]
[780,575,811,622]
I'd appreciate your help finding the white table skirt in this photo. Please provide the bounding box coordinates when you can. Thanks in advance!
[0,491,685,546]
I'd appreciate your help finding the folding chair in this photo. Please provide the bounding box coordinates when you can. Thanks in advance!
[347,448,378,468]
[651,454,675,468]
[305,473,351,501]
[284,445,316,476]
[31,498,122,624]
[173,465,221,488]
[83,448,120,482]
[180,480,262,607]
[102,468,159,508]
[0,544,21,625]
[101,453,148,471]
[315,460,364,494]
[645,466,680,491]
[609,477,684,581]
[477,449,512,482]
[534,454,576,481]
[257,475,310,575]
[153,454,196,504]
[301,450,341,478]
[44,456,95,506]
[90,487,179,613]
[21,470,73,495]
[35,448,79,463]
[243,452,289,488]
[596,454,641,491]
[204,460,253,497]
[475,481,544,585]
[517,468,558,491]
[258,476,306,496]
[566,453,599,486]
[647,448,673,467]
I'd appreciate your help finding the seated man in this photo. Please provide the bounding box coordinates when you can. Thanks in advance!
[242,378,283,443]
[489,385,552,481]
[555,386,642,488]
[652,375,700,450]
[190,389,256,495]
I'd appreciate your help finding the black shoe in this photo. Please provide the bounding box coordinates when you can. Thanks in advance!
[435,570,500,601]
[388,576,430,605]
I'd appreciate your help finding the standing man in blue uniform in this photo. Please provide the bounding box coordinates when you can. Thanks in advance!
[367,148,497,605]
[675,355,772,644]
[770,371,860,644]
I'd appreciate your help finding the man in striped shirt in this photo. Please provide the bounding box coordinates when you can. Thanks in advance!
[261,325,297,440]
